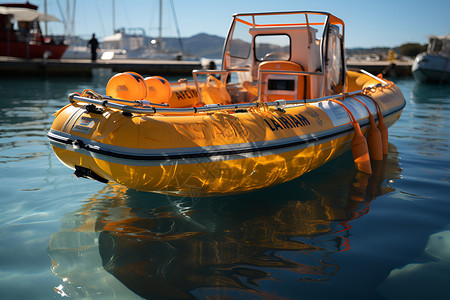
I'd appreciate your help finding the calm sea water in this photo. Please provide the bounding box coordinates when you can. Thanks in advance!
[0,73,449,300]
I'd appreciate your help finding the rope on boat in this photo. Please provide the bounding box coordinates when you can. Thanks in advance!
[68,86,375,116]
[348,95,383,161]
[330,98,372,174]
[352,92,389,156]
[68,71,391,116]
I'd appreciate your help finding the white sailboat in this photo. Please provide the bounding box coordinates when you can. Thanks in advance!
[101,0,184,60]
[62,0,184,60]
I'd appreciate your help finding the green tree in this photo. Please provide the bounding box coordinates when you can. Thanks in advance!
[398,43,427,57]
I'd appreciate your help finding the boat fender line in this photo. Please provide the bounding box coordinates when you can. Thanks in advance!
[348,95,383,161]
[330,98,372,174]
[74,165,109,184]
[360,93,389,156]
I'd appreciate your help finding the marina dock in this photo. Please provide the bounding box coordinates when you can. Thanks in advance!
[347,60,413,77]
[0,57,203,77]
[0,57,412,77]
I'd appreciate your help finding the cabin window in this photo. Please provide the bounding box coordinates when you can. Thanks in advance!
[326,25,344,94]
[429,39,443,54]
[229,20,252,59]
[254,34,290,61]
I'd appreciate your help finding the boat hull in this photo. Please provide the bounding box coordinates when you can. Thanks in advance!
[0,41,68,59]
[48,77,405,196]
[412,53,450,83]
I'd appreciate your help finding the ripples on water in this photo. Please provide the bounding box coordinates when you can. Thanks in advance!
[0,76,449,299]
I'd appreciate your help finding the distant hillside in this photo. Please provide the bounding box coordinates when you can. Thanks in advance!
[346,47,391,56]
[346,43,427,59]
[105,31,425,60]
[162,33,225,58]
[182,33,225,58]
[346,47,391,60]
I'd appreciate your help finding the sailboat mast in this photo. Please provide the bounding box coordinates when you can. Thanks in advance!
[158,0,162,51]
[65,0,69,35]
[169,0,184,53]
[112,0,116,33]
[44,0,48,35]
[71,0,76,37]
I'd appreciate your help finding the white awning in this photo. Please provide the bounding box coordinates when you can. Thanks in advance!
[0,6,60,22]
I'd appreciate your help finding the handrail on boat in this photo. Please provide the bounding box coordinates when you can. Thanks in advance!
[68,69,387,116]
[193,67,324,104]
[68,87,379,116]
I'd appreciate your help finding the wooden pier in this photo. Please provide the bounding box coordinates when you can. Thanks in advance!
[0,57,203,77]
[0,57,412,78]
[347,60,413,77]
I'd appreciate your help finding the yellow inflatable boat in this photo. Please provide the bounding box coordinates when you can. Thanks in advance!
[48,11,406,196]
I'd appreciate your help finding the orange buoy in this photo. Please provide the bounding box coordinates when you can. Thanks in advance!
[351,122,372,174]
[366,114,383,160]
[106,72,147,100]
[362,93,389,156]
[350,95,383,161]
[144,76,172,104]
[331,99,372,174]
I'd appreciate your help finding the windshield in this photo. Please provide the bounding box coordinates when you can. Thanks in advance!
[254,34,290,61]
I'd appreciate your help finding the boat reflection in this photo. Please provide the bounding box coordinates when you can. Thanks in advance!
[49,148,402,299]
[410,81,450,104]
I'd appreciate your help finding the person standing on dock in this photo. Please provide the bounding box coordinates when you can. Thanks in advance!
[87,34,99,62]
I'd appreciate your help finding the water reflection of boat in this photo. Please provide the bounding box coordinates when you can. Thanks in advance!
[411,80,450,104]
[48,149,402,299]
[0,2,68,59]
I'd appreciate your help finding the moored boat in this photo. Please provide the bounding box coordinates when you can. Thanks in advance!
[48,11,406,196]
[412,35,450,83]
[0,2,68,59]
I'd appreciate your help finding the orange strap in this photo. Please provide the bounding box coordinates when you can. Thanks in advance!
[330,99,356,124]
[362,93,382,116]
[349,95,373,117]
[353,93,383,120]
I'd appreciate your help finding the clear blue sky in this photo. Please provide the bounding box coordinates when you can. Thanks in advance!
[3,0,449,48]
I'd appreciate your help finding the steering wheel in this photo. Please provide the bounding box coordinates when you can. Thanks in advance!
[261,52,290,61]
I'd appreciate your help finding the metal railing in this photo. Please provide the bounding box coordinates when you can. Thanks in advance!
[68,69,387,116]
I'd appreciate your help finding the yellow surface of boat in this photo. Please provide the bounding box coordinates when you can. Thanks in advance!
[48,11,406,196]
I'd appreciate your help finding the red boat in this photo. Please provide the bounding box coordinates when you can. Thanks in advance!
[0,2,68,59]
